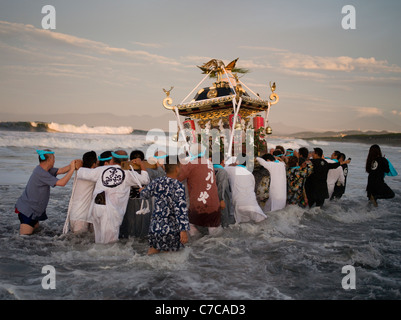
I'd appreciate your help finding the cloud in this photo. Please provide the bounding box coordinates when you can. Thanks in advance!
[131,41,163,49]
[278,68,328,80]
[238,59,272,70]
[0,20,187,92]
[391,110,401,116]
[0,21,180,67]
[343,76,401,87]
[354,107,384,117]
[278,53,401,73]
[239,45,289,53]
[240,44,401,75]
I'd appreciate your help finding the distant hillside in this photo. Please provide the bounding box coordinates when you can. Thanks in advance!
[1,112,400,146]
[292,130,394,139]
[339,115,401,132]
[296,131,401,147]
[0,111,307,134]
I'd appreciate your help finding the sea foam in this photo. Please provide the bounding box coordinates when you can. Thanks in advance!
[47,122,134,135]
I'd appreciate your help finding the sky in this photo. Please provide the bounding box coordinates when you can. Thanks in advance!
[0,0,401,132]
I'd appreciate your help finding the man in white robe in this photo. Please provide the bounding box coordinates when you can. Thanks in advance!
[326,158,345,199]
[63,151,98,234]
[256,155,287,212]
[76,151,149,243]
[225,157,267,224]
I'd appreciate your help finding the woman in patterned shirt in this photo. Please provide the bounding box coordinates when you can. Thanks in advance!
[286,155,313,208]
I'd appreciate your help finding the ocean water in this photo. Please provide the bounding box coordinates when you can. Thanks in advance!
[0,128,400,300]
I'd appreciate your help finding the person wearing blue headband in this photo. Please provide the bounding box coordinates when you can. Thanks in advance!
[286,154,313,208]
[120,149,166,239]
[15,149,77,235]
[111,151,129,163]
[76,149,150,243]
[211,151,234,227]
[98,151,113,167]
[63,151,98,235]
[256,153,287,212]
[224,153,268,224]
[176,143,222,237]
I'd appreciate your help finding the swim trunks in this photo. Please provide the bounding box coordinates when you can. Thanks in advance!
[15,208,47,227]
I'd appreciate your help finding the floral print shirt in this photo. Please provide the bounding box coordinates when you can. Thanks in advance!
[140,176,189,236]
[286,164,313,208]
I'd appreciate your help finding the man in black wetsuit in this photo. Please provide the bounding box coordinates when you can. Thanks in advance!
[305,147,341,208]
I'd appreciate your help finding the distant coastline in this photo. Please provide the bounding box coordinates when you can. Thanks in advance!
[0,121,137,135]
[295,131,401,147]
[1,121,400,147]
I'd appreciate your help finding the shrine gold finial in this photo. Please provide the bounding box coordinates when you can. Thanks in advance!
[270,82,276,93]
[235,74,244,103]
[162,86,175,110]
[163,86,174,97]
[269,82,279,105]
[197,58,248,82]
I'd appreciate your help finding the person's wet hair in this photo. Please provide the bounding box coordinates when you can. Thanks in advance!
[98,151,112,166]
[83,151,97,168]
[287,156,298,168]
[130,150,145,161]
[164,155,180,174]
[298,147,309,159]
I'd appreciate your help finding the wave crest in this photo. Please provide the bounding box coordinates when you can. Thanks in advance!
[0,121,134,135]
[47,122,133,135]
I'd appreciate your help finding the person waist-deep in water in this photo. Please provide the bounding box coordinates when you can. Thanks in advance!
[15,149,77,235]
[140,155,189,255]
[365,144,395,207]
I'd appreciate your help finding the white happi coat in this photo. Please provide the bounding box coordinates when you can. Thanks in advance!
[77,165,149,243]
[255,157,287,212]
[326,159,345,199]
[225,165,267,223]
[63,175,95,233]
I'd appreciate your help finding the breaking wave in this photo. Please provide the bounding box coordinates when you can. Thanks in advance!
[0,121,134,135]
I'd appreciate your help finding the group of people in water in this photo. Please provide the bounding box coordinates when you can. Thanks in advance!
[14,143,396,255]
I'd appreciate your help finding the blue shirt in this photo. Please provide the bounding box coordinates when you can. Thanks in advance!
[15,165,58,219]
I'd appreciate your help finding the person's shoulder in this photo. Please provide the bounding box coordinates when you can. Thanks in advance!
[104,164,124,172]
[175,179,185,188]
[223,165,233,174]
[88,165,108,174]
[155,175,168,182]
[277,161,286,167]
[215,166,228,175]
[166,177,185,191]
[379,156,387,163]
[35,165,57,176]
[30,165,44,178]
[311,158,325,165]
